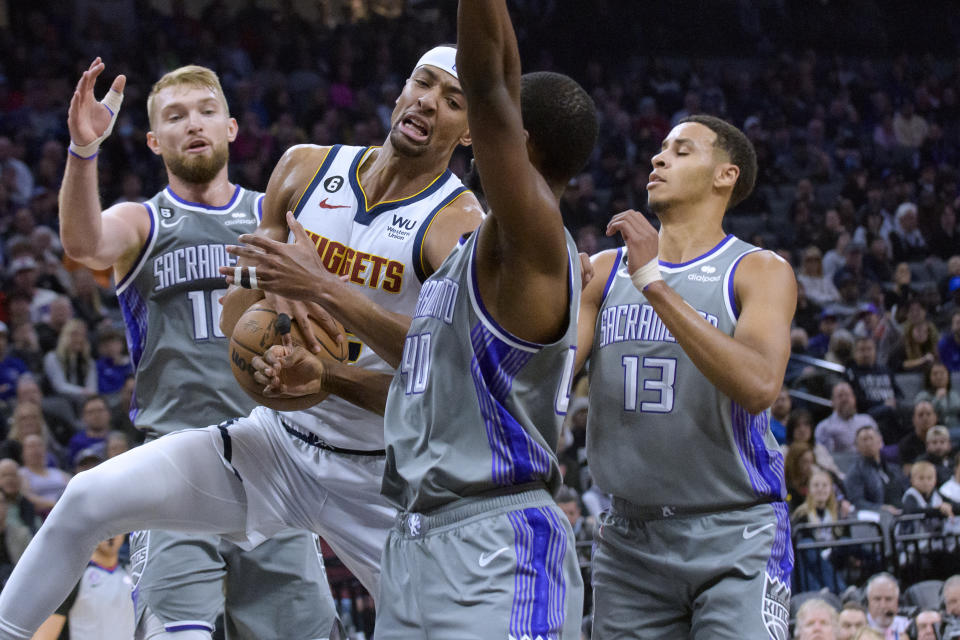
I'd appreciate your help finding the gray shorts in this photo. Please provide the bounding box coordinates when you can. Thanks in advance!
[131,528,340,639]
[591,501,792,640]
[376,488,583,640]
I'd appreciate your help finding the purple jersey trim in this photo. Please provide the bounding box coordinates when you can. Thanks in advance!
[658,234,734,269]
[165,184,240,210]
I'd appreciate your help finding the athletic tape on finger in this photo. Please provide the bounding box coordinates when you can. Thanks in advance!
[69,89,124,159]
[248,266,258,290]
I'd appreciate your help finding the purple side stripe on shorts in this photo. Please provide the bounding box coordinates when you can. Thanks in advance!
[508,508,568,639]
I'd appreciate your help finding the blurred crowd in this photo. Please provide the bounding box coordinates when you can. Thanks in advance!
[2,0,960,636]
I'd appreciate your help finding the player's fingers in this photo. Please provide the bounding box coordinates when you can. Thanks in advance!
[306,302,344,346]
[236,234,284,253]
[224,244,271,261]
[111,74,127,95]
[292,307,322,354]
[286,211,310,243]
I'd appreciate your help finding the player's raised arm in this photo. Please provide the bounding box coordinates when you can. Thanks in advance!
[59,58,148,273]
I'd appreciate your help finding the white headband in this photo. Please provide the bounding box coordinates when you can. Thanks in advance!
[414,46,458,80]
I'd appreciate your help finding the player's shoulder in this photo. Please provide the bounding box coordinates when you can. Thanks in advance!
[280,144,335,168]
[736,248,795,281]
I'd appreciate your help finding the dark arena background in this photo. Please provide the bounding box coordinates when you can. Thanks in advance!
[1,1,960,639]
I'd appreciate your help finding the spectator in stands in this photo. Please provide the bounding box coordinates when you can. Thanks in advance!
[824,231,852,280]
[837,603,868,640]
[846,425,906,515]
[898,401,939,467]
[889,202,928,264]
[915,363,960,430]
[827,330,857,369]
[892,318,940,373]
[917,425,954,486]
[0,402,61,468]
[770,387,791,445]
[939,310,960,372]
[847,337,900,412]
[93,328,130,398]
[902,460,954,532]
[795,598,840,640]
[800,246,842,307]
[66,395,111,465]
[14,374,75,450]
[929,204,959,261]
[910,610,942,640]
[18,433,69,518]
[786,442,818,509]
[34,295,74,355]
[9,322,42,375]
[6,255,59,325]
[555,486,594,565]
[810,309,842,359]
[0,322,28,404]
[893,102,929,149]
[886,263,914,317]
[943,574,960,617]
[0,458,40,534]
[852,304,901,369]
[42,318,96,405]
[865,573,909,637]
[940,453,960,513]
[863,237,893,285]
[791,468,852,593]
[105,430,129,459]
[788,408,846,480]
[816,381,880,454]
[0,493,32,585]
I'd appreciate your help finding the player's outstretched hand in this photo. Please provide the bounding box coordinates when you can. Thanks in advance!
[68,57,126,148]
[606,209,659,274]
[223,212,344,303]
[252,338,325,398]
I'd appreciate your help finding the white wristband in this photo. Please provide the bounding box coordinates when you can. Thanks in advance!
[630,257,663,292]
[68,89,124,159]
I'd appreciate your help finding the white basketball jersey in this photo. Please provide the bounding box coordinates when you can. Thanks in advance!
[277,145,471,449]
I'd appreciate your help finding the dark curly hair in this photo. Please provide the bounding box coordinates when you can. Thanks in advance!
[520,71,598,185]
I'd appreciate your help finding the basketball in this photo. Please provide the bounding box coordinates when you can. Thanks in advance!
[229,301,347,411]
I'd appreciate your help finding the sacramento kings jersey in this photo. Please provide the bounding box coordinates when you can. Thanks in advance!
[117,186,261,436]
[278,145,471,450]
[587,235,786,511]
[382,229,581,513]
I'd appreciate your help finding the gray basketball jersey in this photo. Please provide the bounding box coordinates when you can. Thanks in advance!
[382,228,581,513]
[587,235,787,511]
[116,186,261,436]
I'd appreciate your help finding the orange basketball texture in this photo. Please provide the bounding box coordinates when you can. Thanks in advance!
[229,302,346,411]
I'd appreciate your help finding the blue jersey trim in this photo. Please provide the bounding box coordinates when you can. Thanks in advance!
[348,146,454,225]
[659,234,735,269]
[165,184,240,211]
[600,248,624,302]
[508,506,569,638]
[115,204,156,292]
[731,400,786,502]
[292,145,343,219]
[726,248,762,320]
[411,186,469,283]
[768,501,794,583]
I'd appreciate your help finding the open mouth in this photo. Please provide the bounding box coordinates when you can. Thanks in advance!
[399,115,430,142]
[186,139,210,153]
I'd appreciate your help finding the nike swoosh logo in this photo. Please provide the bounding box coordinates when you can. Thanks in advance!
[160,217,187,228]
[742,523,775,540]
[318,197,350,209]
[478,546,511,567]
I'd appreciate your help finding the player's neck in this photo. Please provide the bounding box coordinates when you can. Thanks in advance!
[360,144,450,206]
[166,169,235,208]
[656,203,727,264]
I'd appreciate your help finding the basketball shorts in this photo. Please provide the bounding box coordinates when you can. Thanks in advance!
[209,405,397,597]
[591,501,792,640]
[376,488,583,640]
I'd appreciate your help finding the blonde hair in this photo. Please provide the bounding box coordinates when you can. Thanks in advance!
[791,468,843,538]
[147,65,229,127]
[55,318,91,363]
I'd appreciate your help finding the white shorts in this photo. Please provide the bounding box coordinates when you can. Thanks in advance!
[207,405,396,598]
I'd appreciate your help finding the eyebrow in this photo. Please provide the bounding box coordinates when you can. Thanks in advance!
[415,67,464,97]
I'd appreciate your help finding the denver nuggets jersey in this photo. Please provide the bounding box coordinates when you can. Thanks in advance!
[586,235,787,511]
[382,229,581,513]
[277,145,471,450]
[117,186,260,436]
